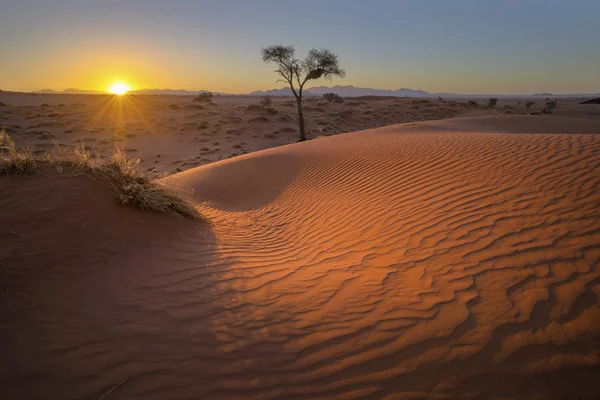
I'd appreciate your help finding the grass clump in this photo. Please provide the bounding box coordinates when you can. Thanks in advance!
[93,150,200,219]
[1,127,38,175]
[0,146,38,175]
[0,131,200,220]
[1,127,15,148]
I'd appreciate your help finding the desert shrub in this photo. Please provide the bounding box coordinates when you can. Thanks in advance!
[487,98,498,108]
[1,130,37,175]
[0,127,15,149]
[323,93,343,103]
[467,100,478,107]
[193,92,213,103]
[259,96,273,107]
[541,101,557,114]
[0,146,37,175]
[525,101,535,110]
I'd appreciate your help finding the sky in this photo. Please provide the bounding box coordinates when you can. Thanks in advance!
[1,0,599,95]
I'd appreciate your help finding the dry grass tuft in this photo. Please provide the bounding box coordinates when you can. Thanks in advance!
[0,146,38,175]
[1,127,38,175]
[0,131,200,220]
[1,127,15,148]
[92,149,200,219]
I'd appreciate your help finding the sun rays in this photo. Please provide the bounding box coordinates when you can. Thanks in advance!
[89,94,155,141]
[108,82,131,95]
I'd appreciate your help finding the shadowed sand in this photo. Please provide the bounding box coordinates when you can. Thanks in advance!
[1,116,600,399]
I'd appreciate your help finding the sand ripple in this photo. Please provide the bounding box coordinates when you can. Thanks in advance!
[2,116,600,399]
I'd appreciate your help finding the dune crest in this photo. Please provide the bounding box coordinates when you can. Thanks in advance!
[2,116,600,399]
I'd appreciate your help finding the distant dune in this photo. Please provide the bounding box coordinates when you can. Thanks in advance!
[2,115,599,399]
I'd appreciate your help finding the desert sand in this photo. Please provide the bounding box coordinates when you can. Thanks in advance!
[1,110,599,399]
[0,92,472,178]
[3,92,596,179]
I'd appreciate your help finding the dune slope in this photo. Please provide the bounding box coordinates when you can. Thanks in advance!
[2,116,600,399]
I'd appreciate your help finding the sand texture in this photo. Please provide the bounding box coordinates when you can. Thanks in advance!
[0,93,471,178]
[1,115,600,399]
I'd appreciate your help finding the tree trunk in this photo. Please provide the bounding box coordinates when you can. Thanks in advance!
[296,97,306,141]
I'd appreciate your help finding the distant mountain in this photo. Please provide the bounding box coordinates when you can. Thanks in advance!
[35,89,59,94]
[306,85,431,97]
[130,88,226,96]
[248,87,318,97]
[28,86,600,98]
[31,88,225,96]
[33,88,105,94]
[249,85,430,98]
[249,85,600,99]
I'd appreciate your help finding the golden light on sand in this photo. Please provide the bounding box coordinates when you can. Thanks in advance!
[108,82,130,95]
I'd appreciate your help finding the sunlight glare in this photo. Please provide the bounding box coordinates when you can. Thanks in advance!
[108,82,130,95]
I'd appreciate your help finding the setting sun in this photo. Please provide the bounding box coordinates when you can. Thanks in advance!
[108,82,130,95]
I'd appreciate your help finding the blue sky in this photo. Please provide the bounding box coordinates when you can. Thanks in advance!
[1,0,599,94]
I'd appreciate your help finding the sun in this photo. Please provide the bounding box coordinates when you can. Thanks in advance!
[108,82,130,95]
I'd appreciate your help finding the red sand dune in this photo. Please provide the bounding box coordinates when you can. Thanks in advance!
[2,116,600,399]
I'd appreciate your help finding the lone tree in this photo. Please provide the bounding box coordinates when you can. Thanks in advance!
[262,45,345,141]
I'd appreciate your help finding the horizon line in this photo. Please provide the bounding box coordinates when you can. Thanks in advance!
[2,86,600,97]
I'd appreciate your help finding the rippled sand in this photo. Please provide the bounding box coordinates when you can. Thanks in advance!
[2,116,599,399]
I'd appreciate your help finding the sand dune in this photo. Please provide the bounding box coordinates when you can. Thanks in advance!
[2,116,600,399]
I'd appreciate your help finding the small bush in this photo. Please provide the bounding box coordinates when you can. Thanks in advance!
[259,96,273,107]
[541,101,557,114]
[467,100,478,107]
[193,92,213,103]
[322,93,343,103]
[487,98,498,108]
[525,101,535,110]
